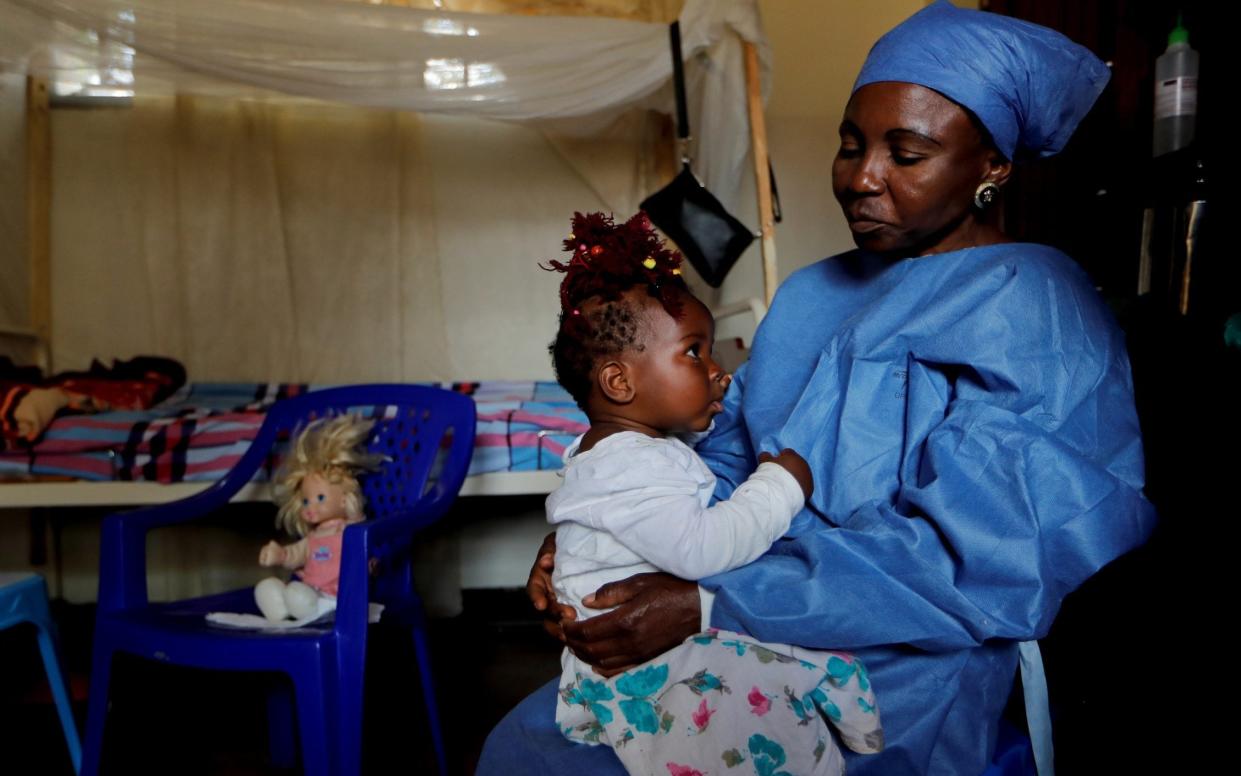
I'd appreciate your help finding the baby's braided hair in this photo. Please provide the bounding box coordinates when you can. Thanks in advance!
[543,212,688,408]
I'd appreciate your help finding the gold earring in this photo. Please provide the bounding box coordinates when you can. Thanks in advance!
[974,182,1000,209]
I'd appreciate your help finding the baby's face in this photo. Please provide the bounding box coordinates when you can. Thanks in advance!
[625,291,729,434]
[299,472,351,526]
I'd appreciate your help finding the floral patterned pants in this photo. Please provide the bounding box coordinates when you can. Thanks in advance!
[556,629,883,776]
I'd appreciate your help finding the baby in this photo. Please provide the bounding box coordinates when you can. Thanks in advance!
[543,212,882,776]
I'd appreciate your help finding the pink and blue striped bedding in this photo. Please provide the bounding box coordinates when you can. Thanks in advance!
[0,381,587,484]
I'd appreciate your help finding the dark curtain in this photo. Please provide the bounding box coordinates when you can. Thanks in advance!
[983,2,1234,773]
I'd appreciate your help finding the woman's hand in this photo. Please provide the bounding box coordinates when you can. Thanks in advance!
[526,532,577,642]
[562,572,700,677]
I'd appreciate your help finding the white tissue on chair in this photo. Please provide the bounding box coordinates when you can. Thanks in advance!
[206,598,384,630]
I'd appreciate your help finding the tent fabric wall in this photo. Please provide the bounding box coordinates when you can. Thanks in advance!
[50,96,679,380]
[1,0,768,227]
[2,0,768,378]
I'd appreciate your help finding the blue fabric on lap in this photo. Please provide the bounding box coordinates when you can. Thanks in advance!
[478,678,626,776]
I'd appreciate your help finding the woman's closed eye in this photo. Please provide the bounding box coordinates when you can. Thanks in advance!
[837,141,861,159]
[891,148,927,165]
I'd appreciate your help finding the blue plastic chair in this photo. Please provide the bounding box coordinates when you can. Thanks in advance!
[80,384,476,776]
[0,572,82,774]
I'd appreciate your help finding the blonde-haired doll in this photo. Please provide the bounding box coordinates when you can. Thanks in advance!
[255,414,384,622]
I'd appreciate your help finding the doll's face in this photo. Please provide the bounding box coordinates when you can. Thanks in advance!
[299,472,352,526]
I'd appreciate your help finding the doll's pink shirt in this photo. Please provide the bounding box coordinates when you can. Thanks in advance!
[297,519,347,596]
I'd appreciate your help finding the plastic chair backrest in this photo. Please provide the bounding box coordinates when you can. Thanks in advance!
[229,384,473,522]
[96,384,475,617]
[358,403,463,523]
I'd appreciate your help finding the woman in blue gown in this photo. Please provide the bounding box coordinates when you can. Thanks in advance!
[481,3,1157,773]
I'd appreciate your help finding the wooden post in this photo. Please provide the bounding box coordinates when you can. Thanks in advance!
[26,76,52,372]
[742,41,777,306]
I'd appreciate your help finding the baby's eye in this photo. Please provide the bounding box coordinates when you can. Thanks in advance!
[301,498,309,507]
[686,344,701,358]
[317,494,326,502]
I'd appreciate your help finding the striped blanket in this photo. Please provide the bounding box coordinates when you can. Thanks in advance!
[0,381,587,484]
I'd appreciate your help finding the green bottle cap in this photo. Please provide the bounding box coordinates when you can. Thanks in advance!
[1168,14,1189,46]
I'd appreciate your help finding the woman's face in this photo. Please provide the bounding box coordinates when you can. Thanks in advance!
[832,82,1007,257]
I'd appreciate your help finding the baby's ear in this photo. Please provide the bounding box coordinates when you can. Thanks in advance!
[597,361,635,404]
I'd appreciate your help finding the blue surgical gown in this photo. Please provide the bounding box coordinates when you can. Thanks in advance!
[479,243,1156,775]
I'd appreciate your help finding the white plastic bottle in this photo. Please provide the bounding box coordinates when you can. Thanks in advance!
[1153,16,1198,156]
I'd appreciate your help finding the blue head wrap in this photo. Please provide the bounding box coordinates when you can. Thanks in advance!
[852,1,1110,159]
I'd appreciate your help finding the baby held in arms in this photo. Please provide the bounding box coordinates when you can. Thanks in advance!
[539,212,882,776]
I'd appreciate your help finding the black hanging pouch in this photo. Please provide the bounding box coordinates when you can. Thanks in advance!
[640,21,754,288]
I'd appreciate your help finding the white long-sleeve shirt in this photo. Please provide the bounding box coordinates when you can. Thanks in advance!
[549,430,804,620]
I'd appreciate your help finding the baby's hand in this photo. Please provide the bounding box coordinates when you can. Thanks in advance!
[258,540,286,567]
[758,448,814,500]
